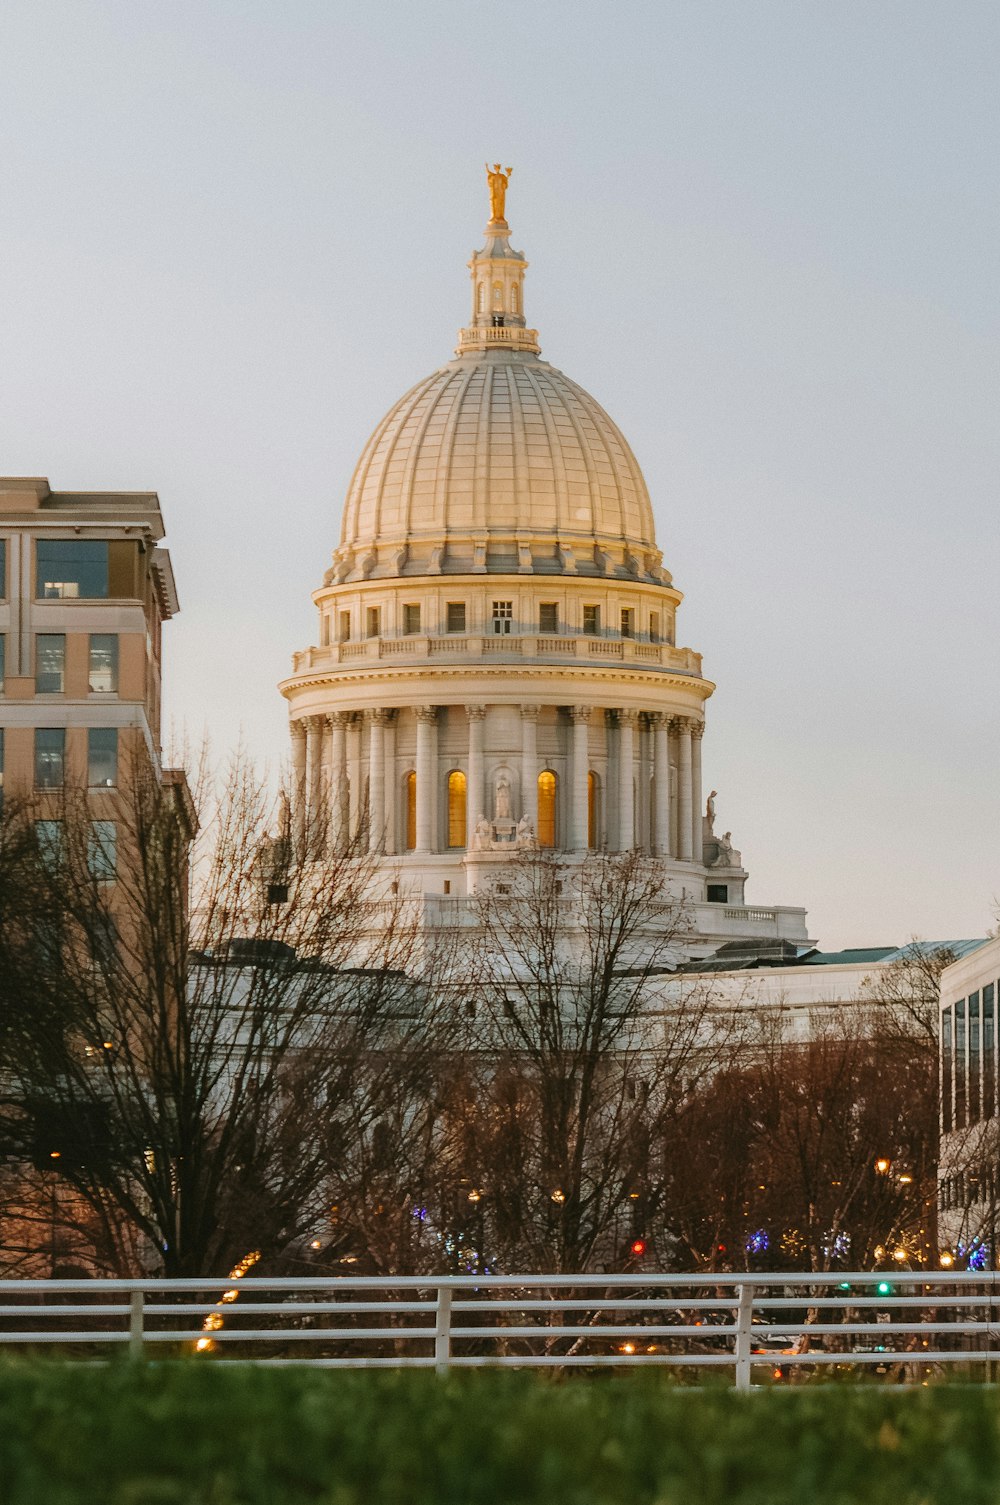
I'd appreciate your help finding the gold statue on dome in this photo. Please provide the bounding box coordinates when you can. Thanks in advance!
[485,162,513,222]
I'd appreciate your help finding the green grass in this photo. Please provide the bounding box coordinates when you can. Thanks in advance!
[0,1363,998,1504]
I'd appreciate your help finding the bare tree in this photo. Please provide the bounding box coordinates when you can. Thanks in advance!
[0,750,451,1277]
[452,851,741,1274]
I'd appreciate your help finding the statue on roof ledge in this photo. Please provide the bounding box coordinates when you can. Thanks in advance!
[485,162,513,222]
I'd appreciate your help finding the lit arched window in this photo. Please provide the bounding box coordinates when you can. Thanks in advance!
[492,281,503,310]
[537,770,557,848]
[447,770,467,848]
[587,771,598,849]
[477,282,485,314]
[511,283,519,313]
[405,770,416,851]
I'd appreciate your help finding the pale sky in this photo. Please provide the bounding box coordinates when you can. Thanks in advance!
[1,1,996,949]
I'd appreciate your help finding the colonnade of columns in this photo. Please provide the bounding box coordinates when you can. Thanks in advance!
[290,706,705,862]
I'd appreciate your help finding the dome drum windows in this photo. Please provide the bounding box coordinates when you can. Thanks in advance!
[537,770,557,848]
[447,770,467,849]
[491,600,513,636]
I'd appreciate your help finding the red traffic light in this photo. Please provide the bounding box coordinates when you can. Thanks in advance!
[629,1238,647,1258]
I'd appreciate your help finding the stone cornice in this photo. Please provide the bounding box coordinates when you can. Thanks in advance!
[280,662,715,705]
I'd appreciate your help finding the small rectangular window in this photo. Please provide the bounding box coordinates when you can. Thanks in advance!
[88,634,119,693]
[36,634,66,693]
[338,611,351,642]
[446,602,466,633]
[649,612,660,643]
[35,819,64,868]
[36,539,109,599]
[620,608,634,638]
[583,605,599,635]
[88,820,117,881]
[539,603,558,634]
[366,606,381,639]
[88,727,118,788]
[403,603,421,635]
[491,600,513,635]
[35,728,65,788]
[707,883,729,904]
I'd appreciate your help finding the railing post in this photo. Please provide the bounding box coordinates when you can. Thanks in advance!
[734,1282,754,1392]
[434,1284,453,1376]
[128,1289,145,1362]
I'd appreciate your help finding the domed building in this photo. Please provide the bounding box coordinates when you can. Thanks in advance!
[280,175,809,955]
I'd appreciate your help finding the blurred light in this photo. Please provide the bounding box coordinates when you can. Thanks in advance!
[877,1281,893,1296]
[875,1158,891,1175]
[939,1252,955,1268]
[551,1189,566,1204]
[49,1151,61,1159]
[874,1245,886,1259]
[892,1248,907,1262]
[621,1342,636,1355]
[195,1338,213,1352]
[630,1238,647,1258]
[898,1174,913,1185]
[310,1239,323,1250]
[467,1190,482,1203]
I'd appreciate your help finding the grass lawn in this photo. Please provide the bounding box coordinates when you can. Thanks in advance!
[0,1362,997,1504]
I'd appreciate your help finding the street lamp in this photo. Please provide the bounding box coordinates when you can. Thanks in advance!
[875,1158,891,1175]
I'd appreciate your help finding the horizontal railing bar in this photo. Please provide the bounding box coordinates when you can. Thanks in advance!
[144,1328,438,1343]
[0,1305,131,1318]
[449,1325,735,1341]
[2,1272,995,1293]
[447,1353,735,1367]
[752,1349,1000,1366]
[750,1323,1000,1337]
[450,1298,736,1312]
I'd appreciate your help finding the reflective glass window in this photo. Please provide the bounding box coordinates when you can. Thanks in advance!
[36,539,108,598]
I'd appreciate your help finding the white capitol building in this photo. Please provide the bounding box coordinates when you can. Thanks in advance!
[280,172,809,957]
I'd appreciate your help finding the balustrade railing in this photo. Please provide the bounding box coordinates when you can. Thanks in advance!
[1,1272,998,1387]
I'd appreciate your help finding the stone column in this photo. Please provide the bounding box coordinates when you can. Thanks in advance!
[691,720,705,866]
[652,712,671,857]
[636,715,651,851]
[329,712,349,855]
[617,710,636,852]
[570,706,591,850]
[520,705,539,833]
[415,707,437,854]
[383,711,397,856]
[368,710,387,854]
[676,717,693,862]
[290,721,307,857]
[466,705,486,845]
[306,715,324,855]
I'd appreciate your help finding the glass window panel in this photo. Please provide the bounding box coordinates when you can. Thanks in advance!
[35,728,65,788]
[981,981,993,1125]
[447,770,466,848]
[620,609,634,638]
[88,820,117,881]
[583,605,599,635]
[537,770,557,848]
[88,635,118,692]
[539,603,558,634]
[36,539,108,599]
[446,602,466,633]
[955,998,967,1128]
[87,727,118,788]
[491,601,513,635]
[403,604,421,635]
[970,991,981,1125]
[34,819,64,868]
[941,1005,953,1134]
[36,634,66,693]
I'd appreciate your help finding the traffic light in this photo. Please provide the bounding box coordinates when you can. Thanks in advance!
[876,1279,894,1297]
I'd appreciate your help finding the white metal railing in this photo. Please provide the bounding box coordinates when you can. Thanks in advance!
[2,1272,1000,1387]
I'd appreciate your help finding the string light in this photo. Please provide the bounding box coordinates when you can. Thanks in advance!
[196,1251,261,1354]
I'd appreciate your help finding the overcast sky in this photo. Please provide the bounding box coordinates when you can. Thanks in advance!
[1,1,996,949]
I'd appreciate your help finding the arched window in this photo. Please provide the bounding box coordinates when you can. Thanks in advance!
[537,770,557,848]
[405,770,416,851]
[492,281,503,310]
[511,283,519,313]
[447,770,467,848]
[477,282,485,314]
[587,771,599,850]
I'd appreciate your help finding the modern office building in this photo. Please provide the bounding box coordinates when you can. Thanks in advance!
[0,476,181,849]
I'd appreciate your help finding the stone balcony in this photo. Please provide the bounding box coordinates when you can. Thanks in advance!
[290,633,704,678]
[455,325,541,355]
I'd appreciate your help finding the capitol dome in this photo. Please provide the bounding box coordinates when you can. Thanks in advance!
[330,202,666,587]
